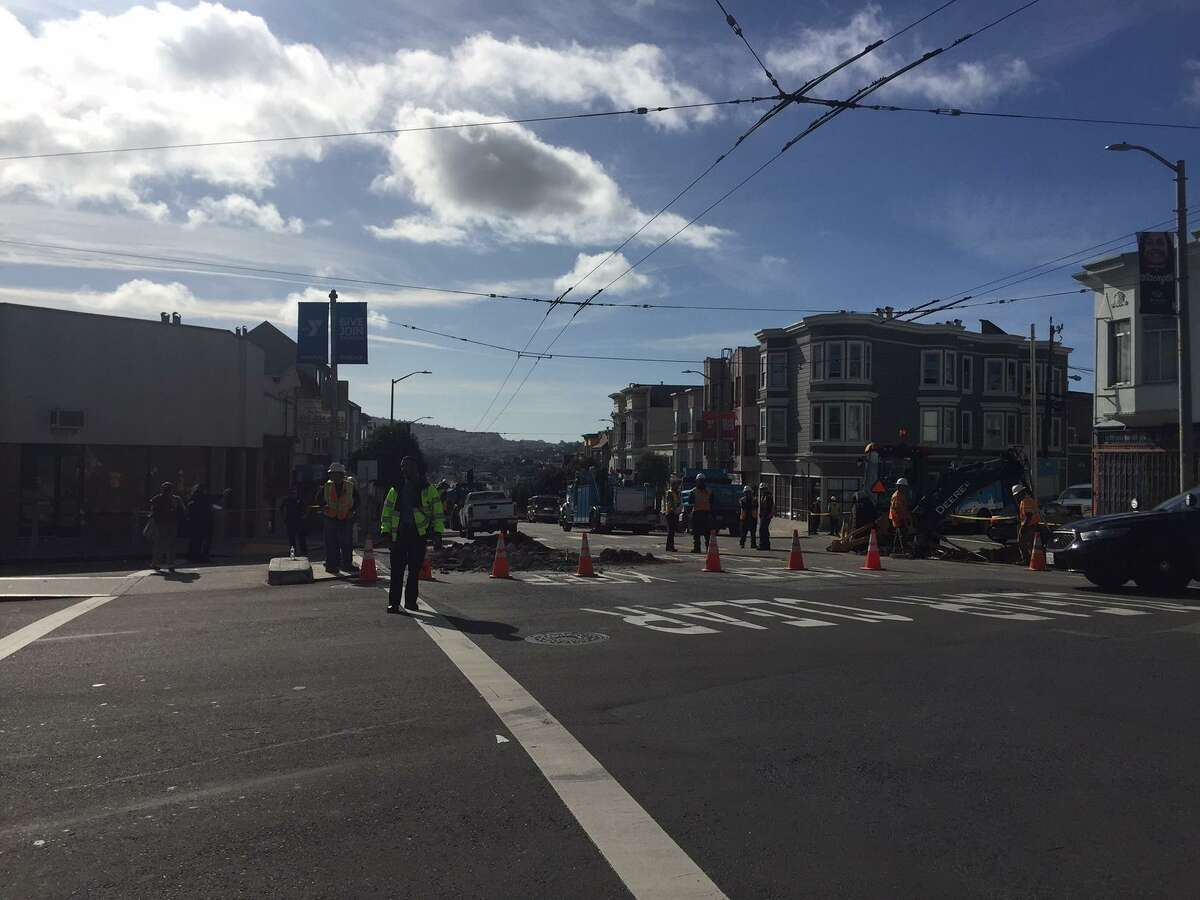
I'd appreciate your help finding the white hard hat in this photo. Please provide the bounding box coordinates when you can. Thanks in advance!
[895,477,908,487]
[743,485,753,493]
[328,462,347,474]
[758,482,767,490]
[1011,484,1025,496]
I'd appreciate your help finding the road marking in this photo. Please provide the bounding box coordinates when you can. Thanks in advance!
[495,734,510,744]
[0,597,117,662]
[38,629,141,642]
[414,598,726,899]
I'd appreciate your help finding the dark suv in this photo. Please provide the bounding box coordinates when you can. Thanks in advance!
[1047,486,1200,593]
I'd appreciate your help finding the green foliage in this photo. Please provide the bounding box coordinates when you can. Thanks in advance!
[634,452,671,493]
[352,424,425,487]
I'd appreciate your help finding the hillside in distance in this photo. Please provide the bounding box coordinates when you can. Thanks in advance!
[410,423,577,460]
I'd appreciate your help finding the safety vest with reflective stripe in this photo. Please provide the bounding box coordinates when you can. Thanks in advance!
[380,481,446,538]
[693,486,713,512]
[1019,495,1041,526]
[889,490,910,526]
[323,479,356,520]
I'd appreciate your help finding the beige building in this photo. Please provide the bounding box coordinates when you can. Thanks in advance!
[608,382,695,474]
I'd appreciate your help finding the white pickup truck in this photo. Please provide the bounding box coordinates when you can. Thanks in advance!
[459,490,519,539]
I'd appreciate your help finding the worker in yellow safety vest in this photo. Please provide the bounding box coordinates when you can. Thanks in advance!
[320,462,359,575]
[380,455,446,613]
[1012,483,1041,564]
[663,476,681,552]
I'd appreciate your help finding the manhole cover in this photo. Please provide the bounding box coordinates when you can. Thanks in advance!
[524,631,609,646]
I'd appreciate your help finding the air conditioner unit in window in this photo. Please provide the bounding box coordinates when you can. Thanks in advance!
[50,409,85,430]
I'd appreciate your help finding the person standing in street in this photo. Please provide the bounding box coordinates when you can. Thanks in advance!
[738,486,758,549]
[280,485,308,556]
[691,473,713,553]
[808,494,821,536]
[663,476,681,552]
[149,482,186,573]
[757,483,774,551]
[1013,483,1041,565]
[380,456,446,613]
[185,483,213,562]
[889,479,911,555]
[827,494,842,536]
[319,462,359,575]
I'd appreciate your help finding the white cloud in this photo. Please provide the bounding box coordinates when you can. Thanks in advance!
[766,5,1034,106]
[366,216,470,245]
[186,194,304,234]
[0,5,716,237]
[369,106,729,248]
[553,251,652,297]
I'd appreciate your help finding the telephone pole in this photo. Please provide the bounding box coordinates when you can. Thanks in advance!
[327,288,339,465]
[1029,323,1038,500]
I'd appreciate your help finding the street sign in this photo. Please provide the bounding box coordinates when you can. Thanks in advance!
[296,302,328,364]
[1137,231,1175,315]
[333,302,369,364]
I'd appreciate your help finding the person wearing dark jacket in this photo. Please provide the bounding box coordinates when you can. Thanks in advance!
[757,483,774,551]
[149,482,186,573]
[186,484,213,562]
[737,486,758,549]
[808,495,821,536]
[280,486,308,556]
[853,492,877,531]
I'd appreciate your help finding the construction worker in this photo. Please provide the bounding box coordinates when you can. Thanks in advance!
[758,483,774,551]
[663,476,681,552]
[691,473,713,553]
[1013,483,1041,564]
[808,494,822,536]
[380,455,446,613]
[889,478,912,555]
[738,485,758,549]
[827,494,842,536]
[319,462,359,575]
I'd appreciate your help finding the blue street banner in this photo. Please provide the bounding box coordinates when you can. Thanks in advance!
[296,302,328,364]
[333,301,369,364]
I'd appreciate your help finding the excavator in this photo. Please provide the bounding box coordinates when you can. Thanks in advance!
[831,445,1026,558]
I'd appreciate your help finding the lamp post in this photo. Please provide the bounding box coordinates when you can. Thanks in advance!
[1106,142,1192,490]
[389,370,432,423]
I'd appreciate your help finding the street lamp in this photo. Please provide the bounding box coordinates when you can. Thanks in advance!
[405,416,433,425]
[390,370,432,422]
[681,369,709,380]
[1106,142,1192,490]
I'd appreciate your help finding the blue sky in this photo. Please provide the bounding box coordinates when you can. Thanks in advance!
[1,0,1197,437]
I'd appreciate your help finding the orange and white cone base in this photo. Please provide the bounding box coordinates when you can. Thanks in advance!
[359,538,378,584]
[577,532,597,577]
[490,532,511,579]
[862,528,883,571]
[703,531,723,573]
[1029,531,1047,571]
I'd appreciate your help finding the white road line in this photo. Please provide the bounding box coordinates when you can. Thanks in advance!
[0,597,116,662]
[414,599,727,900]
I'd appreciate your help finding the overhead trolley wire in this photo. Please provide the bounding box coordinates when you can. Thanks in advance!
[0,97,776,162]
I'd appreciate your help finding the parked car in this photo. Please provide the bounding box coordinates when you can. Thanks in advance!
[459,490,519,540]
[1047,485,1200,592]
[526,494,560,523]
[1043,483,1093,520]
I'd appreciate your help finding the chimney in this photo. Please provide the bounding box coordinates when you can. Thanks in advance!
[171,312,181,325]
[160,312,170,323]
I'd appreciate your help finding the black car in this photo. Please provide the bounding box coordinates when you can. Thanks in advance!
[1047,486,1200,593]
[526,494,561,523]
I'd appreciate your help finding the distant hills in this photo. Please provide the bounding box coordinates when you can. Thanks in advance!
[410,423,577,459]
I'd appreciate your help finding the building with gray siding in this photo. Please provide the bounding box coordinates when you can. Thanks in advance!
[754,311,1072,519]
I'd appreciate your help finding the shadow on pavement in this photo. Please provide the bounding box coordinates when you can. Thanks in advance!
[432,614,522,642]
[159,571,201,583]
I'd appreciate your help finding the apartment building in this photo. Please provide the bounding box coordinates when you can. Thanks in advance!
[753,311,1072,518]
[609,383,695,474]
[670,386,705,472]
[700,346,760,483]
[1074,238,1199,513]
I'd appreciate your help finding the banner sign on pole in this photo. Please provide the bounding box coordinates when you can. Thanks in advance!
[333,302,369,364]
[296,302,328,364]
[1137,231,1176,315]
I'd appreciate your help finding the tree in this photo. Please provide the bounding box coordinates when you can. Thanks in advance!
[634,451,671,494]
[351,423,425,488]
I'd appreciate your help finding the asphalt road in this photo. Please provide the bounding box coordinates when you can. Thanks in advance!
[3,523,1199,898]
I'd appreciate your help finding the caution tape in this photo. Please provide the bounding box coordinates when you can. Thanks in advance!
[948,513,1015,522]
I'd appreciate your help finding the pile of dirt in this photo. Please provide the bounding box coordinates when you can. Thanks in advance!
[596,548,661,564]
[436,531,578,572]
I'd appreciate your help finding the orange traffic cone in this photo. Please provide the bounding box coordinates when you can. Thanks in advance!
[862,527,884,571]
[490,532,511,579]
[702,530,723,573]
[420,555,434,581]
[358,538,378,584]
[576,532,597,577]
[1028,531,1047,571]
[786,529,806,571]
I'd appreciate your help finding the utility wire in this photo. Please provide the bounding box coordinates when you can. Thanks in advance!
[714,0,786,95]
[0,97,774,162]
[393,320,700,362]
[488,0,1036,428]
[795,96,1200,132]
